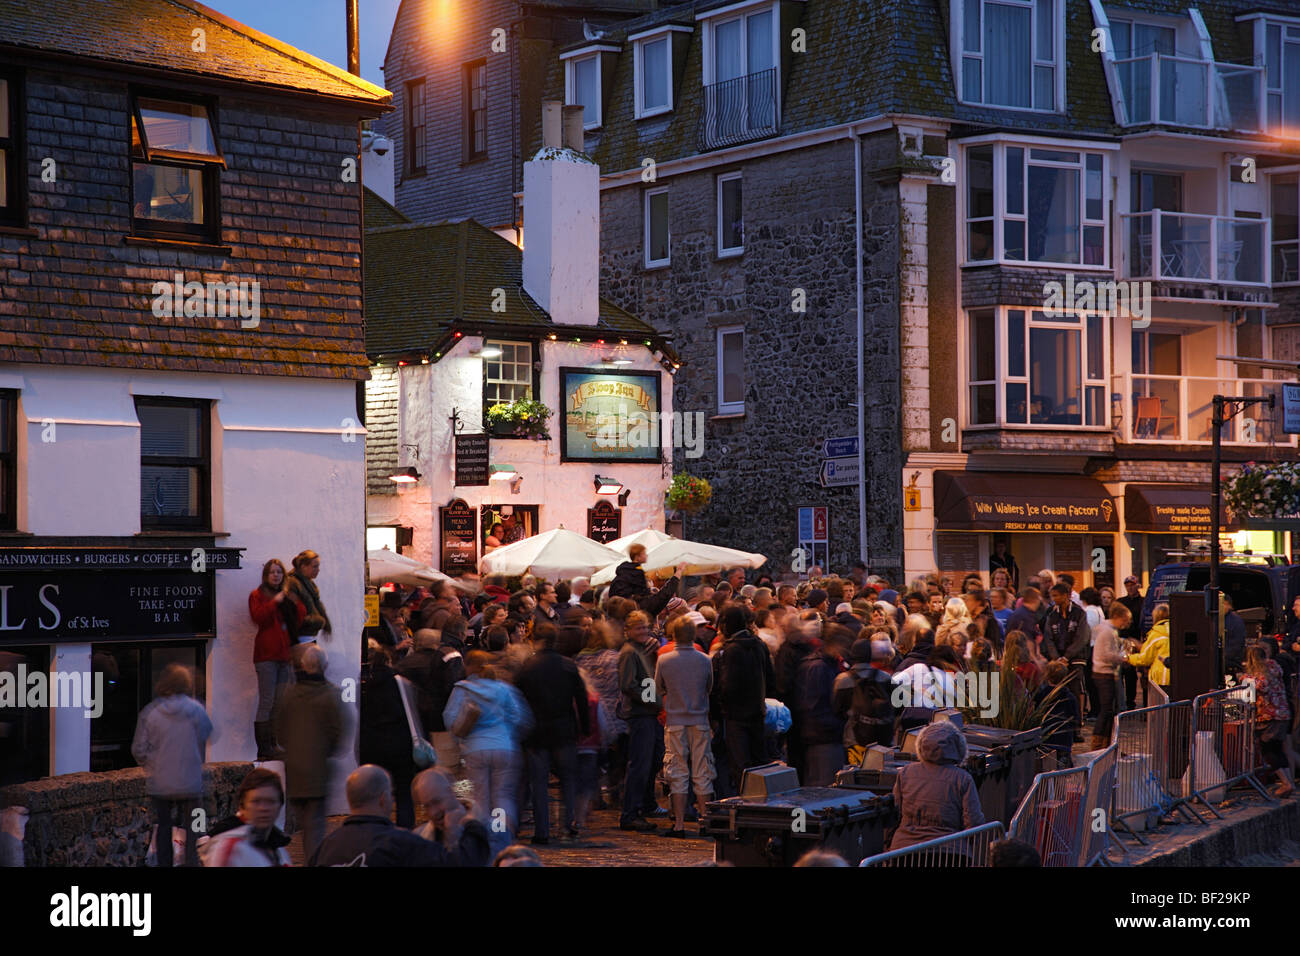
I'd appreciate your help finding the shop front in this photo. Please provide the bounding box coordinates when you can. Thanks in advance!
[932,471,1119,592]
[0,544,241,785]
[1121,484,1279,586]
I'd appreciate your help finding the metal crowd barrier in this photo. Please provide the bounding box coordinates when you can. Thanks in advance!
[1077,745,1121,866]
[1110,700,1205,843]
[1007,764,1089,866]
[859,821,1006,868]
[1187,687,1275,816]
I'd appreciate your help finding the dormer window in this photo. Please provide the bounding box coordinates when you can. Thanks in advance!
[562,44,618,131]
[953,0,1061,112]
[699,2,783,149]
[632,25,691,119]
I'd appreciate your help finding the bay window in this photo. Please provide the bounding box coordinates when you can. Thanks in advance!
[965,143,1107,266]
[967,308,1109,428]
[956,0,1060,111]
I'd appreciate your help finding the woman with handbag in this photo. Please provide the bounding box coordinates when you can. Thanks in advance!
[444,651,534,858]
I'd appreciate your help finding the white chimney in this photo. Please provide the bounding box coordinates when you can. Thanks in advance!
[521,100,600,326]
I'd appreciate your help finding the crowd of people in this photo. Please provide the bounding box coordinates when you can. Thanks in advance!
[118,545,1300,867]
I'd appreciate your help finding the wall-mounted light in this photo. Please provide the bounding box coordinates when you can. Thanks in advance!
[389,466,421,483]
[618,488,631,507]
[600,355,634,367]
[490,464,520,481]
[594,475,623,495]
[510,475,523,494]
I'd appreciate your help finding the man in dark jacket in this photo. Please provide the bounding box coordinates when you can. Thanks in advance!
[274,645,343,863]
[396,629,466,774]
[532,582,561,632]
[833,637,899,750]
[617,610,664,831]
[793,626,851,785]
[1007,588,1043,642]
[609,546,685,617]
[1042,583,1091,662]
[713,605,776,793]
[514,622,589,844]
[311,765,478,866]
[1222,593,1247,676]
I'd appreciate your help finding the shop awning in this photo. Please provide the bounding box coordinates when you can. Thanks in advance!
[934,471,1118,533]
[1124,484,1239,534]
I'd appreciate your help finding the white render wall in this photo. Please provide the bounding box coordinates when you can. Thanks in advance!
[10,364,364,812]
[367,337,673,569]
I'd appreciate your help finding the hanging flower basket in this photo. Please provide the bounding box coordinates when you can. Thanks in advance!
[1223,461,1300,520]
[486,399,552,439]
[666,473,712,515]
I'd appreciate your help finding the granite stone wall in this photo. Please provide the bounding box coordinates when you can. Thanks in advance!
[0,762,253,867]
[598,132,904,579]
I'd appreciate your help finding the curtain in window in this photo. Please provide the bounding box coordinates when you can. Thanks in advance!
[984,2,1031,108]
[1286,37,1300,130]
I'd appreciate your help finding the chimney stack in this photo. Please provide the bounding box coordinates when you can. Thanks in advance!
[562,105,585,152]
[521,101,600,327]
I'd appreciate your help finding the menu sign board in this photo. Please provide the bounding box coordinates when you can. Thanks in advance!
[935,532,980,595]
[587,501,622,544]
[440,499,477,575]
[454,434,490,487]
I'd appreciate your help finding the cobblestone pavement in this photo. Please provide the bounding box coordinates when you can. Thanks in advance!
[289,805,715,867]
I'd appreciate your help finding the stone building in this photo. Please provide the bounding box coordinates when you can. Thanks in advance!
[0,0,390,806]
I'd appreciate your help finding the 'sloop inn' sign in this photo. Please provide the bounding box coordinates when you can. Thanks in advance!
[0,547,242,645]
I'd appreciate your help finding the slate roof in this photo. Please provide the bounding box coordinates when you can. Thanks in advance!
[0,0,391,109]
[362,190,673,361]
[544,0,1300,175]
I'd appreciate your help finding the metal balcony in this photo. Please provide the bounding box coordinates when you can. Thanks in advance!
[698,68,777,151]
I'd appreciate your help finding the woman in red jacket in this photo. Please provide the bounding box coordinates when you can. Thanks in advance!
[249,558,293,760]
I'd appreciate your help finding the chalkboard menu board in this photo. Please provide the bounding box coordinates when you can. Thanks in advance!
[440,499,478,575]
[455,434,490,486]
[587,500,622,544]
[935,531,980,594]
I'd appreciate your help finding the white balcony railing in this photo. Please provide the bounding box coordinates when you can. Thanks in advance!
[1113,53,1264,132]
[1126,374,1295,445]
[1120,211,1270,285]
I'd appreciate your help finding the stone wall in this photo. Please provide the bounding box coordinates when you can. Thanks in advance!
[597,132,903,578]
[0,762,252,867]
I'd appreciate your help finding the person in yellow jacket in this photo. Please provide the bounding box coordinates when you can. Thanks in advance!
[1128,603,1171,686]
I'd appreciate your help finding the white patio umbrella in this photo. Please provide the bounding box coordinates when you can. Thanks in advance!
[590,538,767,587]
[367,549,474,592]
[605,528,674,555]
[477,526,624,581]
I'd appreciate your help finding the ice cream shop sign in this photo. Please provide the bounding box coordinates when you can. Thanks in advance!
[0,547,241,645]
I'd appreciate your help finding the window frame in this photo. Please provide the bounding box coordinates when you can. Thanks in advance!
[565,53,603,131]
[952,0,1063,113]
[128,89,223,243]
[633,31,676,120]
[1241,13,1300,135]
[482,339,540,437]
[406,78,427,177]
[0,390,16,531]
[964,306,1111,431]
[0,70,26,229]
[463,60,487,163]
[1269,171,1300,286]
[700,1,780,87]
[644,186,670,268]
[716,325,745,416]
[717,171,744,258]
[962,140,1111,269]
[135,396,212,532]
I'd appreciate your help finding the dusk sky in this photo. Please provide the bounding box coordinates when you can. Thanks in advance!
[209,0,404,87]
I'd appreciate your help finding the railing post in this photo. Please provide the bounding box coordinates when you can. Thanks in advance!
[1153,210,1162,282]
[1210,214,1219,282]
[1151,53,1160,124]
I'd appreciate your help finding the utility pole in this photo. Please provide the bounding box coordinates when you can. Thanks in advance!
[1210,391,1274,685]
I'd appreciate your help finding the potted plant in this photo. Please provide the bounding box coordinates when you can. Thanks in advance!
[666,473,712,515]
[485,399,552,440]
[1223,461,1300,520]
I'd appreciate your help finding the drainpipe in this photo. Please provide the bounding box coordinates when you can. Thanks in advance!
[855,130,868,570]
